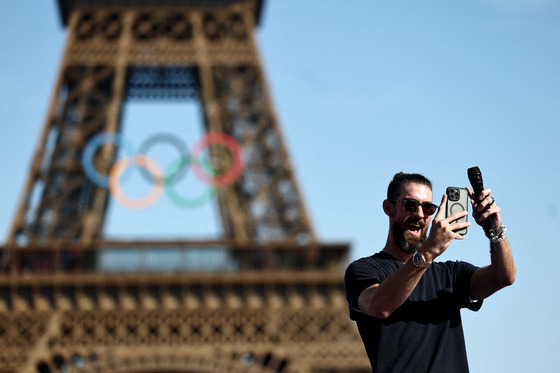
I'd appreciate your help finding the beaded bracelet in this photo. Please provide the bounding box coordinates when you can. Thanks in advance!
[490,224,507,244]
[487,224,503,238]
[492,224,504,236]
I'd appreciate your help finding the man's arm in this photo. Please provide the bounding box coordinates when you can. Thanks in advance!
[358,259,430,319]
[467,187,516,300]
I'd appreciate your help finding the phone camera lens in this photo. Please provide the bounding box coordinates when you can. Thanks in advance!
[449,188,460,201]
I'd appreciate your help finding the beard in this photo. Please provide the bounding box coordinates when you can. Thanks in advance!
[392,219,428,253]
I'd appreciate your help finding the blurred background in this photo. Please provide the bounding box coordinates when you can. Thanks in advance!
[1,1,559,372]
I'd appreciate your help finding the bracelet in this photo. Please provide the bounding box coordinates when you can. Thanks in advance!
[490,224,505,238]
[489,224,506,253]
[486,224,504,238]
[490,224,507,245]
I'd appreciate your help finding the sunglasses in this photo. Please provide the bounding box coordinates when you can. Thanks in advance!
[391,199,438,215]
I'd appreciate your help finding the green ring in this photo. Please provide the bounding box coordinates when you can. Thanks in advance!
[164,156,216,209]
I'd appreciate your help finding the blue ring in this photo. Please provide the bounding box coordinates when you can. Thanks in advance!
[82,132,135,188]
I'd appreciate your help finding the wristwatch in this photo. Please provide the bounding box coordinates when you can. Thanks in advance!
[412,251,431,268]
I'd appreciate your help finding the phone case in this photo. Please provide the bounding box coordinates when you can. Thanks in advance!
[445,187,468,236]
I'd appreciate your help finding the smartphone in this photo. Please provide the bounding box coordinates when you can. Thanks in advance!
[445,187,468,236]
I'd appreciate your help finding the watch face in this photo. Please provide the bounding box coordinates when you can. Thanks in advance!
[413,252,421,265]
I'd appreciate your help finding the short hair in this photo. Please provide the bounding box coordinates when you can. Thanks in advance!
[387,172,432,201]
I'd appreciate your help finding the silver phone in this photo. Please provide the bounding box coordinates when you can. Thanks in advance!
[445,187,468,236]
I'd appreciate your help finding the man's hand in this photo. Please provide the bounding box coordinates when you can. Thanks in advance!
[466,186,502,229]
[421,194,471,262]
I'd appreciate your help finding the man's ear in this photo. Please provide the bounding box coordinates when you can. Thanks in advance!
[382,199,393,216]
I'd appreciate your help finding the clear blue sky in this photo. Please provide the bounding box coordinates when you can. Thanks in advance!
[1,1,559,371]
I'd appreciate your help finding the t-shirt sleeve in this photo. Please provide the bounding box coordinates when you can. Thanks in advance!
[344,258,382,320]
[452,260,483,311]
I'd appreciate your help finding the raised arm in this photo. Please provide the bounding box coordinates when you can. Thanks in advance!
[467,187,516,300]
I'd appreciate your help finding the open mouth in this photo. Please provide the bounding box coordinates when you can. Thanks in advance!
[406,221,424,237]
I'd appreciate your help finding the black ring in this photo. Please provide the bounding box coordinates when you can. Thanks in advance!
[137,133,190,185]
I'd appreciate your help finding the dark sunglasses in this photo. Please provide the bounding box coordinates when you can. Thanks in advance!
[391,199,438,215]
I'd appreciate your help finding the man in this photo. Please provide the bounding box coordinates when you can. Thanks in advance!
[344,172,515,372]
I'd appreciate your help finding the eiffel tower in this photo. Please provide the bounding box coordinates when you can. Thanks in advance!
[0,1,369,372]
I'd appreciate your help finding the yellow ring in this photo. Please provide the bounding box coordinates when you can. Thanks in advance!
[108,155,164,210]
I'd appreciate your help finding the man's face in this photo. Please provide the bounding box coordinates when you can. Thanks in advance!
[390,183,434,253]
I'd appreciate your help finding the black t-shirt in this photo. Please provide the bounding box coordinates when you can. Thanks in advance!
[345,251,482,373]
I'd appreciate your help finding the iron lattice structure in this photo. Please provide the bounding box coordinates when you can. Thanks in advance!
[0,1,370,372]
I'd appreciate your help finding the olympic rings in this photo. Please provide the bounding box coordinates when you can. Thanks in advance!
[81,131,244,210]
[190,132,244,187]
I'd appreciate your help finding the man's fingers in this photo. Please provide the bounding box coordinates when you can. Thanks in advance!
[454,233,467,240]
[435,194,447,219]
[449,219,471,230]
[447,210,469,222]
[478,188,492,201]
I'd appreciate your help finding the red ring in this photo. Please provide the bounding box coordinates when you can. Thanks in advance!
[189,132,244,187]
